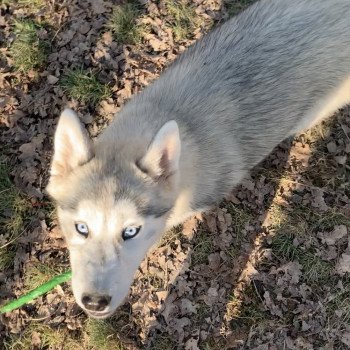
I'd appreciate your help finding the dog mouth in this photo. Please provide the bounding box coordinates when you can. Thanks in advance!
[86,309,114,319]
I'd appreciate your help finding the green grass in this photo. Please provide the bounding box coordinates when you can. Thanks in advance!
[158,225,182,247]
[1,0,45,9]
[4,323,84,350]
[224,0,256,16]
[190,204,253,265]
[165,0,202,41]
[202,337,228,350]
[327,279,350,324]
[5,318,128,350]
[271,231,333,284]
[269,203,350,237]
[0,159,31,270]
[23,261,63,293]
[268,203,349,285]
[17,0,45,10]
[5,317,127,349]
[191,227,214,266]
[225,203,254,257]
[270,231,299,261]
[227,284,267,328]
[323,278,350,345]
[301,251,333,284]
[228,204,254,233]
[60,69,112,105]
[107,3,146,45]
[86,319,126,350]
[193,302,210,326]
[0,248,16,271]
[149,334,178,350]
[301,118,350,193]
[9,20,49,72]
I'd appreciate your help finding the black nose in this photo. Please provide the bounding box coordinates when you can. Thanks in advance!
[81,294,111,312]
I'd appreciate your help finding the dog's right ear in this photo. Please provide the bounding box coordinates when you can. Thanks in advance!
[47,108,94,198]
[138,120,181,181]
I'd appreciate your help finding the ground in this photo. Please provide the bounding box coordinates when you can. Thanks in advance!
[0,0,350,349]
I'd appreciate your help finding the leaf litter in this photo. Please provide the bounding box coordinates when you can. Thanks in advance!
[1,0,350,349]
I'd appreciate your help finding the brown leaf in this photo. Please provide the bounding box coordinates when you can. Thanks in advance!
[18,142,37,160]
[241,178,255,191]
[203,287,219,306]
[47,75,59,84]
[169,317,191,343]
[336,254,350,275]
[335,155,347,165]
[31,331,41,347]
[89,0,107,14]
[185,337,200,350]
[182,215,200,239]
[208,253,221,271]
[289,142,311,167]
[318,225,348,246]
[180,298,196,315]
[327,141,337,154]
[263,291,283,317]
[341,331,350,346]
[311,188,328,211]
[148,37,168,51]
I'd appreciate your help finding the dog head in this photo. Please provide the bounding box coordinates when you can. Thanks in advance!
[47,108,181,318]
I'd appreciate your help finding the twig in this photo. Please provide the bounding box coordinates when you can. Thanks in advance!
[0,221,33,249]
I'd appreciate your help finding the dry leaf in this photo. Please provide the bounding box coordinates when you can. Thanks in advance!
[327,141,337,153]
[47,75,59,84]
[336,254,350,275]
[318,225,348,246]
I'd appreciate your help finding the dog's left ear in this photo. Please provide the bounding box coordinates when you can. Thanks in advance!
[47,108,94,198]
[138,120,181,180]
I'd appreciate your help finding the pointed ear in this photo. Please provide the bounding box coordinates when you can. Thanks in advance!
[138,120,181,180]
[47,109,93,196]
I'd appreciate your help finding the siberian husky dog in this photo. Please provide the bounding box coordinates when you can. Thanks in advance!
[47,0,350,318]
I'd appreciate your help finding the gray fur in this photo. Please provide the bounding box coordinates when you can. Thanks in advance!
[96,0,350,212]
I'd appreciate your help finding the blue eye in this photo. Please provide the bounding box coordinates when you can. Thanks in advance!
[122,226,141,240]
[75,222,89,237]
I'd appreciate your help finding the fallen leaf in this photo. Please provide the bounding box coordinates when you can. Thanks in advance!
[31,331,41,347]
[318,225,348,246]
[342,332,350,346]
[47,75,59,84]
[327,141,337,154]
[336,254,350,275]
[185,337,200,350]
[180,298,196,315]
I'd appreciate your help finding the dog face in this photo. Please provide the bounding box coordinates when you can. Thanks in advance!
[47,109,181,318]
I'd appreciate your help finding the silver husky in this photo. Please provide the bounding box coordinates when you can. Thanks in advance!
[47,0,350,318]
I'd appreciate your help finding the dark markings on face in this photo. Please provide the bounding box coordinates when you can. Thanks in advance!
[55,157,174,221]
[139,205,172,218]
